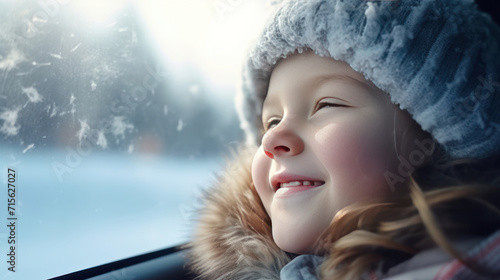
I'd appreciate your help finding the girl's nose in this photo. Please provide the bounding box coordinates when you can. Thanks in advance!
[262,122,304,159]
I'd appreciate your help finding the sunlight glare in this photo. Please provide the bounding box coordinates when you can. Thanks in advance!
[68,0,128,24]
[135,0,273,95]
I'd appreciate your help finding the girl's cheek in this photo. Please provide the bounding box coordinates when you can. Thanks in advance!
[315,123,365,179]
[315,123,393,191]
[251,146,273,212]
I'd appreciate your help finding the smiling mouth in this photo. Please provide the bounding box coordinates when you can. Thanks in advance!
[277,180,325,189]
[271,173,325,192]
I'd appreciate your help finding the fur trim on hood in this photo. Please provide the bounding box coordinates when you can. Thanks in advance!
[186,147,291,279]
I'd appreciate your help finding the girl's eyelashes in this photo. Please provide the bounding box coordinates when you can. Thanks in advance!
[314,98,349,113]
[262,98,348,132]
[265,117,281,131]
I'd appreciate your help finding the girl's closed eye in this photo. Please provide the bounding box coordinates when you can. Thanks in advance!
[265,117,281,131]
[313,97,350,113]
[263,97,349,132]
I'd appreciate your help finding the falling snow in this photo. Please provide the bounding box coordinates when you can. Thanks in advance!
[111,116,134,138]
[177,119,184,131]
[49,103,58,118]
[22,87,43,103]
[71,42,82,52]
[0,3,238,156]
[49,53,63,60]
[0,49,25,71]
[0,108,21,136]
[68,94,76,119]
[96,131,108,149]
[77,120,90,142]
[32,61,51,67]
[32,13,48,24]
[22,143,35,153]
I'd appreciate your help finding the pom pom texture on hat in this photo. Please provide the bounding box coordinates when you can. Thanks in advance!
[236,0,500,158]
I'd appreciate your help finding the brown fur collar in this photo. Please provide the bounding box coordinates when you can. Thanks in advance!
[186,147,291,279]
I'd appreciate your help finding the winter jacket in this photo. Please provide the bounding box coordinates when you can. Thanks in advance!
[187,149,500,279]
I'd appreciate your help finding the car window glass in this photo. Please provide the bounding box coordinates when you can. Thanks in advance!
[0,1,272,278]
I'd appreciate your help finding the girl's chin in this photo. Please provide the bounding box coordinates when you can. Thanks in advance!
[272,228,323,255]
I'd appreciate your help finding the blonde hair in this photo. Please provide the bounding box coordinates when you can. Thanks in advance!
[319,157,500,279]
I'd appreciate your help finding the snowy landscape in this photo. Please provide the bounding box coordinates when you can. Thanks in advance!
[1,148,222,279]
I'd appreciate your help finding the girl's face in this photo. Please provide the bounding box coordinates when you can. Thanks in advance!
[251,52,426,254]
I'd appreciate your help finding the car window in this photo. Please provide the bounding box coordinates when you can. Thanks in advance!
[0,1,271,278]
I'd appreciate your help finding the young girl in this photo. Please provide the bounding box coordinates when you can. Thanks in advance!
[188,0,500,279]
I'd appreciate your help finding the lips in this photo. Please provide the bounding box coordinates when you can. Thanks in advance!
[271,173,325,192]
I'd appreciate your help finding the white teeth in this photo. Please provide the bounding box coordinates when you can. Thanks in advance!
[282,181,301,187]
[279,180,323,188]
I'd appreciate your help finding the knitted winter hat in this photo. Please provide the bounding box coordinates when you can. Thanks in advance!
[236,0,500,159]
